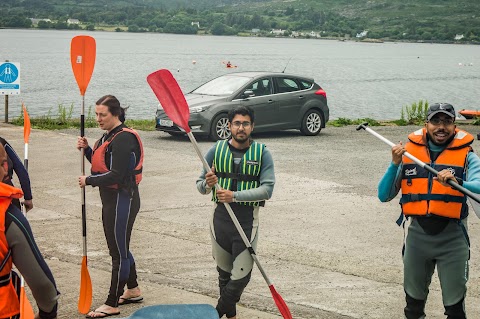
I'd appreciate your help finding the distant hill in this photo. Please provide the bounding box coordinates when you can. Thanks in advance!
[1,0,479,42]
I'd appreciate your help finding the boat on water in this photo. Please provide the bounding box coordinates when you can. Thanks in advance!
[458,109,480,119]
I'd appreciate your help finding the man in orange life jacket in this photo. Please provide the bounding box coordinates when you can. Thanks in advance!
[378,103,480,318]
[0,144,59,319]
[77,95,144,318]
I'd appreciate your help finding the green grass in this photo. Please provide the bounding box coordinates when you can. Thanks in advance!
[11,104,156,131]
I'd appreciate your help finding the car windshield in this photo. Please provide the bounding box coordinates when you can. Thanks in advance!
[191,75,252,96]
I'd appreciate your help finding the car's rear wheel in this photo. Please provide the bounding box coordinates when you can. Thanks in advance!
[300,109,322,136]
[210,113,230,141]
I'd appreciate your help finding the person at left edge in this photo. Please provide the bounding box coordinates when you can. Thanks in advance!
[77,95,144,318]
[0,144,59,319]
[0,137,33,211]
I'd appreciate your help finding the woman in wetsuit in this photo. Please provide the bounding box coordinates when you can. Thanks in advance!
[77,95,144,318]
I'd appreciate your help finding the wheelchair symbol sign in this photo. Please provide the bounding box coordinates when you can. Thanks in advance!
[0,62,20,95]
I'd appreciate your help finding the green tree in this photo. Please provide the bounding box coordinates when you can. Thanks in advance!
[210,21,226,35]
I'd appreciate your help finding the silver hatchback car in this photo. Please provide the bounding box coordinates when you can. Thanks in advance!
[155,71,329,141]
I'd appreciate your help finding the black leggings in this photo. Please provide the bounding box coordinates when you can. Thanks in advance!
[100,187,140,307]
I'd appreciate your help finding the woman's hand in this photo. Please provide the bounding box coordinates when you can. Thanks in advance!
[77,136,89,150]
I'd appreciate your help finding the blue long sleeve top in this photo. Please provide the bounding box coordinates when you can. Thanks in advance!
[1,138,32,200]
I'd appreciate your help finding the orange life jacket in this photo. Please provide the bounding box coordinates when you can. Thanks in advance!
[400,128,474,219]
[91,128,144,189]
[0,183,23,318]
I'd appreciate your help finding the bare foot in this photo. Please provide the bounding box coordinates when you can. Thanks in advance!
[119,286,141,300]
[86,304,120,318]
[118,286,143,305]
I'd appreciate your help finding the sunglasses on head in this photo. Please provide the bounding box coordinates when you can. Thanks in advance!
[429,103,454,112]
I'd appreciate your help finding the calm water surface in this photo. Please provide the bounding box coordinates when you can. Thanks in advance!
[0,29,479,120]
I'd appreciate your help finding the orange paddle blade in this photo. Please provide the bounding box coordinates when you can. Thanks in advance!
[78,256,92,314]
[22,103,31,144]
[20,287,35,319]
[70,36,96,96]
[269,285,293,319]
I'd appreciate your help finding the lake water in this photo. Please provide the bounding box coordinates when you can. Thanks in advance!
[0,29,479,120]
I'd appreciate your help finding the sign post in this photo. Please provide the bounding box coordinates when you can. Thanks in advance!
[0,60,21,123]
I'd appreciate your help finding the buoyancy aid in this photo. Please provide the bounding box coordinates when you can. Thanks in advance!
[212,139,265,206]
[91,128,144,189]
[0,183,23,318]
[400,128,474,219]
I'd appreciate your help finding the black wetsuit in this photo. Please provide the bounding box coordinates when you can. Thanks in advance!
[84,124,142,307]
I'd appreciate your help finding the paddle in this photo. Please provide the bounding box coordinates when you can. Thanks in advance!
[70,35,96,314]
[357,122,480,204]
[146,69,293,319]
[20,103,34,319]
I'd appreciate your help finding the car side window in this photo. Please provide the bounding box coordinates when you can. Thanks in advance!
[276,77,300,93]
[299,80,313,90]
[245,78,272,97]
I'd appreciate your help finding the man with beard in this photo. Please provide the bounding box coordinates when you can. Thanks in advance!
[378,103,480,319]
[196,106,275,319]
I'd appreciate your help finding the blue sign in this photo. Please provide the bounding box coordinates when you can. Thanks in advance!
[0,63,18,83]
[0,62,20,95]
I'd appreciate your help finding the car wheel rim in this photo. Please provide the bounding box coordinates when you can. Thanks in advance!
[306,113,321,133]
[216,118,230,139]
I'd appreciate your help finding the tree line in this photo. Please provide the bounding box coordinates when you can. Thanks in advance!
[1,0,479,43]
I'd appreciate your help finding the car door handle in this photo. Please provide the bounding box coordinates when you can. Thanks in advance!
[268,100,274,103]
[298,96,305,99]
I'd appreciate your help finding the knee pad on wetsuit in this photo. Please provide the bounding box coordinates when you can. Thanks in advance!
[217,272,252,318]
[405,293,426,319]
[444,297,466,319]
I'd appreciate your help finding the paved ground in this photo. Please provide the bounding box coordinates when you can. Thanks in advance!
[3,121,480,319]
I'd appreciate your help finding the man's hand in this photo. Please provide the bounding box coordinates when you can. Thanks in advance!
[205,166,218,189]
[216,189,235,203]
[78,176,87,188]
[391,142,406,165]
[434,169,457,187]
[22,199,33,212]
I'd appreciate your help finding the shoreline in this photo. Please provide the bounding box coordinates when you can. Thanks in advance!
[1,27,478,46]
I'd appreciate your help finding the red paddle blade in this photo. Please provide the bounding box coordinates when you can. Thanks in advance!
[146,69,191,133]
[269,285,293,319]
[70,35,96,96]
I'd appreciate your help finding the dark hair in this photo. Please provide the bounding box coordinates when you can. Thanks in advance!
[228,106,254,124]
[96,95,126,123]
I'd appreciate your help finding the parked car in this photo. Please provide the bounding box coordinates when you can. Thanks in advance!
[155,71,329,141]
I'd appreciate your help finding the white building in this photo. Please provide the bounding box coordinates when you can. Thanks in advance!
[356,30,368,38]
[29,18,52,25]
[270,29,285,35]
[454,34,464,40]
[191,22,200,28]
[67,19,80,24]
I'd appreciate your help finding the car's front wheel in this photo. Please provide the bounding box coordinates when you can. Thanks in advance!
[210,113,230,141]
[300,109,323,136]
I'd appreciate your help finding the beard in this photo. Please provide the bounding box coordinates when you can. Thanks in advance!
[232,132,249,144]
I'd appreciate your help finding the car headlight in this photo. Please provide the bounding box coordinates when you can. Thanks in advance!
[190,105,210,113]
